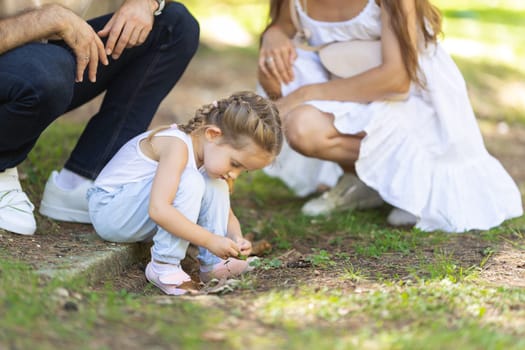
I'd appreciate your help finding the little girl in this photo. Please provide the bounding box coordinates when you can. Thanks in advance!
[87,91,283,295]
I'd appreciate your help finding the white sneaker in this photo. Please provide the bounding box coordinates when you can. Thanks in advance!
[387,208,418,227]
[39,171,92,223]
[0,168,36,235]
[302,173,384,216]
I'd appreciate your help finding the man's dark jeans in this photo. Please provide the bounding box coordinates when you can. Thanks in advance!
[0,2,199,179]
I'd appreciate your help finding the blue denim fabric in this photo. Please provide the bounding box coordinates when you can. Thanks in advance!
[0,2,199,178]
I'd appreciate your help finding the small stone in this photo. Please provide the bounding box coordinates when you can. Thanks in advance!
[63,301,79,312]
[54,287,69,298]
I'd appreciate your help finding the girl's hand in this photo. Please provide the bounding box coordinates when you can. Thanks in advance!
[207,236,241,260]
[258,26,297,86]
[236,238,253,257]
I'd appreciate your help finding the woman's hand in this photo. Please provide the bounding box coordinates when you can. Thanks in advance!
[258,25,297,95]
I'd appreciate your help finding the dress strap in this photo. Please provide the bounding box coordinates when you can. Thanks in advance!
[289,0,324,51]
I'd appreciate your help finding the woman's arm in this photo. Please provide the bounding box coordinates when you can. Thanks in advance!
[277,0,417,114]
[148,136,241,259]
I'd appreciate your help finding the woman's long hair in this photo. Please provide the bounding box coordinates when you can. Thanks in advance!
[381,0,442,87]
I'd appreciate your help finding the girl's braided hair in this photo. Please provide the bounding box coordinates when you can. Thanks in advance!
[179,91,283,157]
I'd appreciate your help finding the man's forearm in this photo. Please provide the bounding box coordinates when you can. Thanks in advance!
[0,5,62,54]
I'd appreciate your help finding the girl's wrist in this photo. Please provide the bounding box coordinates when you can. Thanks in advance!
[227,232,242,242]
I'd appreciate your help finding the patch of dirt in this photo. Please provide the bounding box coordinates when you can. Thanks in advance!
[1,45,524,296]
[479,242,525,288]
[0,226,104,265]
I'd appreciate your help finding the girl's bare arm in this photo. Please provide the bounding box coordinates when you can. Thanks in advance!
[148,136,240,259]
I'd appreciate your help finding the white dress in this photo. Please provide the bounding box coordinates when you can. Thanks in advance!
[263,0,523,232]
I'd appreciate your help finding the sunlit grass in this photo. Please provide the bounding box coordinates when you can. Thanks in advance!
[0,256,228,349]
[250,282,525,349]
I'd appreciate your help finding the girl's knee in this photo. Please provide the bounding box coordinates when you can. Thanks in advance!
[201,176,230,212]
[173,169,205,221]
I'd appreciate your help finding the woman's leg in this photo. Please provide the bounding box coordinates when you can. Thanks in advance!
[284,104,362,172]
[283,105,383,216]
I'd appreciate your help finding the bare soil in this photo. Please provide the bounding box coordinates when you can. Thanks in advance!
[1,46,524,296]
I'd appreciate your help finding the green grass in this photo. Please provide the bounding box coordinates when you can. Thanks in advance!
[0,256,229,349]
[249,283,525,349]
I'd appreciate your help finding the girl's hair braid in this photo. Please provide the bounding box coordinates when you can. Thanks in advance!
[179,91,283,157]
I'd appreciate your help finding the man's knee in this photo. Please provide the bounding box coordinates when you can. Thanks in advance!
[159,2,200,58]
[33,68,74,117]
[4,46,75,118]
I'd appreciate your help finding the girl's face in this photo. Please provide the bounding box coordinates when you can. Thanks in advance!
[201,127,273,182]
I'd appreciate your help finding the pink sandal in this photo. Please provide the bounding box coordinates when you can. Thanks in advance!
[145,261,192,295]
[200,257,258,283]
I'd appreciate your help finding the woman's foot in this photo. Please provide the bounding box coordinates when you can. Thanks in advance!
[302,173,383,216]
[145,261,192,295]
[200,257,258,283]
[387,208,418,227]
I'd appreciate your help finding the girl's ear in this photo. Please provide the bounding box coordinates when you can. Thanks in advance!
[204,126,223,141]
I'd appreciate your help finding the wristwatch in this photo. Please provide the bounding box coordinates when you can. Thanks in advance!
[154,0,165,16]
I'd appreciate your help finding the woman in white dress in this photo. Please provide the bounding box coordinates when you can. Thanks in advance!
[257,0,523,232]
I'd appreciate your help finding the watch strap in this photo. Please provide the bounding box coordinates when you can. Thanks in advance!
[154,0,165,16]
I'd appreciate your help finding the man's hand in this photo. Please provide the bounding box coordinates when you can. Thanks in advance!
[97,0,158,60]
[54,5,109,82]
